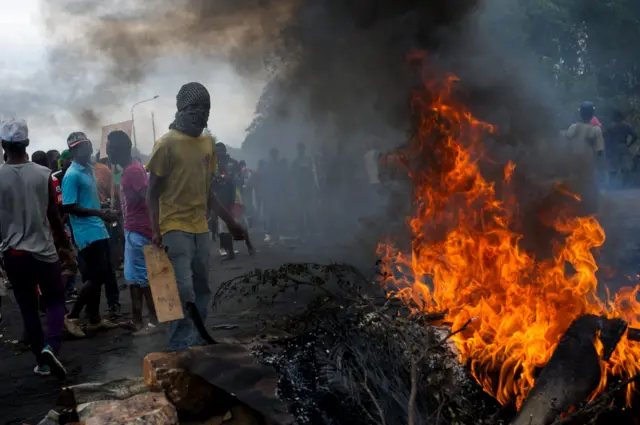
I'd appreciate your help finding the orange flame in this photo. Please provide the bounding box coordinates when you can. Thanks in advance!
[377,66,640,408]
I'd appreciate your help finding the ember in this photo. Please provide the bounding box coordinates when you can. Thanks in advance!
[377,56,640,408]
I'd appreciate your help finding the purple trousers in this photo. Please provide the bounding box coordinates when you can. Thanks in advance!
[3,251,65,361]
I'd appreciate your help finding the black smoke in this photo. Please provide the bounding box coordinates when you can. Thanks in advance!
[42,0,596,263]
[40,0,295,128]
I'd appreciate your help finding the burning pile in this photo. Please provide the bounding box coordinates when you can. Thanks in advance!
[377,55,640,408]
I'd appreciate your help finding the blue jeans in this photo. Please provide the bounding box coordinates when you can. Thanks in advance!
[124,231,150,287]
[162,231,211,351]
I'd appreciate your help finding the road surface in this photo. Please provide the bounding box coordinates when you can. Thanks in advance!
[0,237,361,425]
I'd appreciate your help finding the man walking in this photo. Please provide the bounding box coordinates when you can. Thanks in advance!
[262,148,288,242]
[95,152,124,292]
[605,109,638,186]
[0,119,69,378]
[63,132,120,330]
[566,101,606,213]
[34,148,80,303]
[147,82,246,351]
[107,130,158,335]
[53,149,80,300]
[291,142,317,238]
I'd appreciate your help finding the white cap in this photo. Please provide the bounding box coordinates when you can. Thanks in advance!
[0,118,29,143]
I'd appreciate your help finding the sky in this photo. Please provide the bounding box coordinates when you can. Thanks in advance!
[0,0,265,154]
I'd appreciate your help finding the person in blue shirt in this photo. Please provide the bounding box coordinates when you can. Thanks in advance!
[62,132,120,331]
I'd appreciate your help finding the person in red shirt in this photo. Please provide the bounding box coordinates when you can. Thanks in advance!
[106,131,158,335]
[31,150,81,315]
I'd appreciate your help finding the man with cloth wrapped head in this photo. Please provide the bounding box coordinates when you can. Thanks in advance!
[147,82,247,351]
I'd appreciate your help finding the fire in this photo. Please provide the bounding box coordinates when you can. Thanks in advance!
[377,61,640,408]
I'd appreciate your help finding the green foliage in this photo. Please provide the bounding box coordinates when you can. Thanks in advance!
[242,0,640,154]
[522,0,640,126]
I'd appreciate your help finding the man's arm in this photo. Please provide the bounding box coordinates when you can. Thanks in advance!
[146,140,171,246]
[208,174,248,243]
[208,176,234,224]
[129,167,148,202]
[61,171,113,220]
[48,178,73,251]
[63,204,106,218]
[147,173,164,246]
[593,127,606,172]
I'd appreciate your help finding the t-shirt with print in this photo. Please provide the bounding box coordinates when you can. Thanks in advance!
[51,174,62,205]
[120,160,152,239]
[62,161,109,250]
[147,129,217,235]
[50,173,72,240]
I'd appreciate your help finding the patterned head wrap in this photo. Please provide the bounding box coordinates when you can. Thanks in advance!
[169,82,211,137]
[0,118,29,143]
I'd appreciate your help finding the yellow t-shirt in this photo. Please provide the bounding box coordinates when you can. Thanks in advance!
[147,129,217,235]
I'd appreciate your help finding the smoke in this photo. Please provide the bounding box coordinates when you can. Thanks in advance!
[234,0,586,262]
[41,0,296,126]
[41,0,603,264]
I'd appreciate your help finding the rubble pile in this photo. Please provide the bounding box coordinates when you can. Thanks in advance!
[38,345,290,425]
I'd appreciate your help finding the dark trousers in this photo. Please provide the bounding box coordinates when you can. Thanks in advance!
[69,239,118,323]
[3,251,65,360]
[77,239,119,307]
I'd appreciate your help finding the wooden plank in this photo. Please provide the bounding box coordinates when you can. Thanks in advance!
[143,245,184,323]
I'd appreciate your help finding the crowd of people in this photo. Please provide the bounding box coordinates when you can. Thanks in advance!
[243,142,318,243]
[3,82,627,382]
[0,82,249,377]
[203,139,320,258]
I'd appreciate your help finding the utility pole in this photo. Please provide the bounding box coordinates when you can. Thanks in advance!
[151,112,157,144]
[131,95,159,149]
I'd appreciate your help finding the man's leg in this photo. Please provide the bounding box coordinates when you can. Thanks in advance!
[102,237,121,312]
[3,253,45,360]
[130,286,143,329]
[72,239,118,330]
[59,243,78,300]
[125,231,155,330]
[163,231,196,351]
[69,241,103,324]
[142,287,158,325]
[191,232,212,346]
[33,260,66,354]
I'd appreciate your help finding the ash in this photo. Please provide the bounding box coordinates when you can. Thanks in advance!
[238,263,499,425]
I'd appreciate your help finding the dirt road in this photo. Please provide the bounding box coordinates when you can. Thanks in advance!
[0,238,351,425]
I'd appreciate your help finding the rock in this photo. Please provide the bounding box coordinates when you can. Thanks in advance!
[36,410,59,425]
[143,352,181,391]
[143,351,231,418]
[181,345,294,425]
[67,378,151,404]
[143,346,294,424]
[77,400,114,420]
[82,393,178,425]
[225,405,264,425]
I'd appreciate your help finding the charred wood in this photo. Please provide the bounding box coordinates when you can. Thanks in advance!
[511,315,627,425]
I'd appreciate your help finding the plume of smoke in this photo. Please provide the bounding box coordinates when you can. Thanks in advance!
[238,0,598,264]
[41,0,296,125]
[42,0,602,264]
